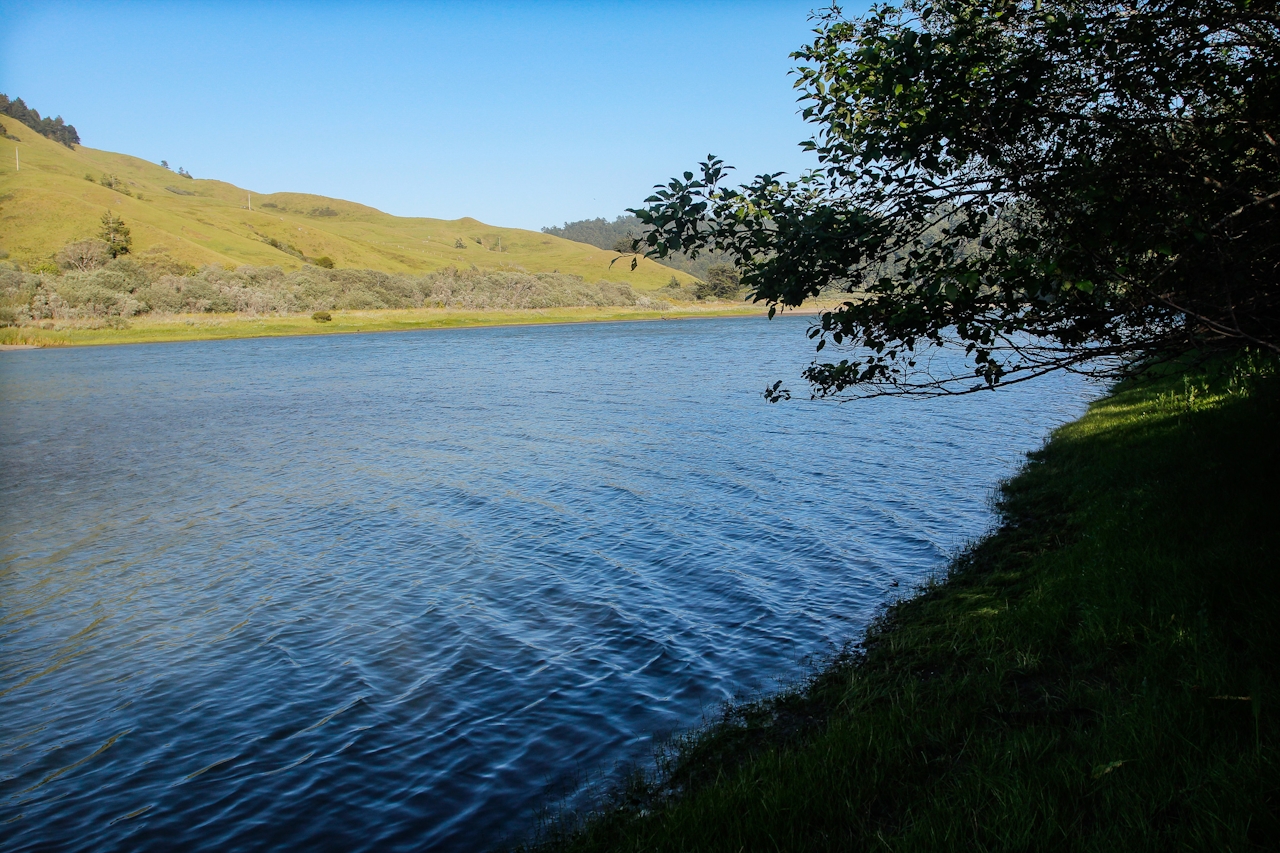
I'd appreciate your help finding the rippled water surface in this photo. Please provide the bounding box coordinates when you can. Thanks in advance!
[0,317,1096,851]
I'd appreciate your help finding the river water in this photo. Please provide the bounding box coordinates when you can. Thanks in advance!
[0,316,1095,851]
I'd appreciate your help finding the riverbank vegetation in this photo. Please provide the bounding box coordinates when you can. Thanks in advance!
[528,354,1278,850]
[0,257,671,325]
[0,302,765,348]
[0,254,769,347]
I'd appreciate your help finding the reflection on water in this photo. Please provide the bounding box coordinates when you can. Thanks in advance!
[0,317,1095,851]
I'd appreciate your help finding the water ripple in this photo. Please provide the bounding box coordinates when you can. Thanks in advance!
[0,317,1096,851]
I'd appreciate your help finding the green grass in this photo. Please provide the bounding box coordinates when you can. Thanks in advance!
[0,120,693,289]
[0,302,768,347]
[528,355,1280,851]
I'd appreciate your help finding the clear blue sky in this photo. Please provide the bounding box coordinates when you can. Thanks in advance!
[0,1,850,231]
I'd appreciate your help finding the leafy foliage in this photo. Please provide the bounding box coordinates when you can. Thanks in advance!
[634,0,1280,398]
[0,94,80,147]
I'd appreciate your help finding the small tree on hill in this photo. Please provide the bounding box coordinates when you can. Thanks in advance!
[99,210,132,257]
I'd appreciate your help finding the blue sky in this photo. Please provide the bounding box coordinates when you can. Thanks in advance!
[0,1,847,230]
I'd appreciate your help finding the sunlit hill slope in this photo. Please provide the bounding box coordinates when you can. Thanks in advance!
[0,121,691,289]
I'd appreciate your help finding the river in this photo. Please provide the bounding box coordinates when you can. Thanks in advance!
[0,316,1096,851]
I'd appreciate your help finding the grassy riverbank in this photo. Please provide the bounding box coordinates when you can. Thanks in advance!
[530,357,1279,851]
[0,302,769,348]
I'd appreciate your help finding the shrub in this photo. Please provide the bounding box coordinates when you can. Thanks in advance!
[56,240,113,272]
[454,238,466,249]
[312,311,332,322]
[314,256,335,269]
[0,260,643,322]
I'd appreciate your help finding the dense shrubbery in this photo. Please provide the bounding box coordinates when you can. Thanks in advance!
[0,94,79,148]
[0,258,663,326]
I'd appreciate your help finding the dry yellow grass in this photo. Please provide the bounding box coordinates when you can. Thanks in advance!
[0,121,694,290]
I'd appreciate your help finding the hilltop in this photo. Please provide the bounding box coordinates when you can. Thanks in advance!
[0,117,694,290]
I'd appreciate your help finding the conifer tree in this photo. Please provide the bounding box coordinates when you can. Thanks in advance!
[99,210,132,258]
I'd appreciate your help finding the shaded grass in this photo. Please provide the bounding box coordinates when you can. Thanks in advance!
[0,303,768,348]
[528,355,1279,851]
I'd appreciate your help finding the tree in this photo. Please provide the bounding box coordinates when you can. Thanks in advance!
[56,240,113,272]
[633,0,1280,399]
[0,93,79,147]
[99,211,132,257]
[704,264,742,299]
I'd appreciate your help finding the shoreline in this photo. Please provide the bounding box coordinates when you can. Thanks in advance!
[528,357,1279,850]
[0,302,831,350]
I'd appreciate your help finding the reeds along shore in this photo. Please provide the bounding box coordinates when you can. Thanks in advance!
[527,354,1280,852]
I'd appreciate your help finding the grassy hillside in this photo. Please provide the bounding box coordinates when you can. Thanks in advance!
[0,121,693,289]
[530,356,1279,851]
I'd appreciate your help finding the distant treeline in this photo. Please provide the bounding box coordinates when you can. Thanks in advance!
[542,215,731,281]
[0,94,80,148]
[0,259,668,326]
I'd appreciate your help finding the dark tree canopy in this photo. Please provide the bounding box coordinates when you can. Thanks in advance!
[634,0,1280,398]
[0,94,80,148]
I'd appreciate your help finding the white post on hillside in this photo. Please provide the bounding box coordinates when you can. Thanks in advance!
[14,145,18,172]
[248,192,252,211]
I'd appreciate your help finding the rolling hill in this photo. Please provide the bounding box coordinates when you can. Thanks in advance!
[0,119,693,289]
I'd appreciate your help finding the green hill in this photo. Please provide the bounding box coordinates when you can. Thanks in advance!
[0,119,693,289]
